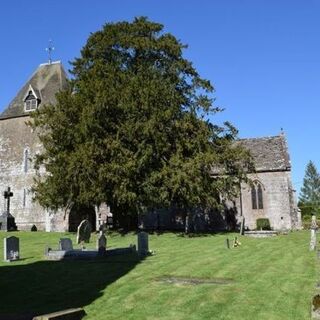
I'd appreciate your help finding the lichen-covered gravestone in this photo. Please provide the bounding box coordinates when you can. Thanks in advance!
[76,220,92,244]
[4,236,19,262]
[310,215,318,251]
[59,238,73,251]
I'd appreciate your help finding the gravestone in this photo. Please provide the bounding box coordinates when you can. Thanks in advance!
[225,238,230,249]
[76,219,92,244]
[59,238,73,251]
[137,232,149,256]
[97,231,107,256]
[310,215,318,251]
[0,187,17,231]
[4,236,19,262]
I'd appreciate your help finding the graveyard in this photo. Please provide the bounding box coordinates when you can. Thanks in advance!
[0,230,317,320]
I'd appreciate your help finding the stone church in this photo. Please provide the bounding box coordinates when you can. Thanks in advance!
[0,61,300,232]
[229,135,301,230]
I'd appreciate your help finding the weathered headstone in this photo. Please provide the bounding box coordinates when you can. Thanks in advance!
[4,236,19,262]
[310,215,318,251]
[76,219,92,244]
[97,231,107,256]
[0,187,17,231]
[59,238,73,251]
[239,216,245,235]
[137,232,149,256]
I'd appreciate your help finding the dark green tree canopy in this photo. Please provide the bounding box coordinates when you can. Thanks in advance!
[30,17,252,218]
[299,160,320,216]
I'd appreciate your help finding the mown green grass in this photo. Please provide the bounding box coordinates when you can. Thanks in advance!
[0,231,317,319]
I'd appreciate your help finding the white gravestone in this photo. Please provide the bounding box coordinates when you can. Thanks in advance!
[310,215,318,251]
[4,236,19,262]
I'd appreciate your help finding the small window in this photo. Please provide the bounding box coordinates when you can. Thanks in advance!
[24,149,29,173]
[23,189,26,208]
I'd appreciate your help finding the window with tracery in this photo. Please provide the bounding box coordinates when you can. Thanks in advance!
[251,182,264,210]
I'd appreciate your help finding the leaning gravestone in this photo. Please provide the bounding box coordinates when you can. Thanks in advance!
[137,232,149,256]
[59,238,73,251]
[4,236,19,262]
[76,219,92,244]
[97,231,107,256]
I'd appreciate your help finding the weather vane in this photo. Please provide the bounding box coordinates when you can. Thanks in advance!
[45,39,55,64]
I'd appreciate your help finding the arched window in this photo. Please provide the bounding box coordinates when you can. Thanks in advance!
[23,189,26,208]
[251,182,264,210]
[257,184,263,209]
[251,186,257,210]
[23,149,29,173]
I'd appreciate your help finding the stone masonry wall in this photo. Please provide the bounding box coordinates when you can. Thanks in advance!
[238,171,299,230]
[0,116,67,231]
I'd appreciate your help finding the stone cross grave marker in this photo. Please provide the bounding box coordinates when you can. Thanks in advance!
[310,215,318,251]
[137,232,149,256]
[97,231,107,256]
[4,236,19,262]
[0,187,17,231]
[4,187,13,215]
[77,219,92,244]
[59,238,73,251]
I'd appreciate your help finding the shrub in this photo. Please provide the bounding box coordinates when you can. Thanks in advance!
[256,218,271,230]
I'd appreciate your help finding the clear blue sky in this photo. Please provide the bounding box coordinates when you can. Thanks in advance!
[0,0,318,194]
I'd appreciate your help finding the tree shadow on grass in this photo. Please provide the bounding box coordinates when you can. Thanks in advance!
[0,253,142,320]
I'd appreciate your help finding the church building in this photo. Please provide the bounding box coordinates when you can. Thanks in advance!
[231,135,301,230]
[0,61,300,232]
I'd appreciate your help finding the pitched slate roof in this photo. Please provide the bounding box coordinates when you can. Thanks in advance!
[0,61,68,120]
[238,134,291,172]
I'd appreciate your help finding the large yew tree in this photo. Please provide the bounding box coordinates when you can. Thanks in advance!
[30,17,251,226]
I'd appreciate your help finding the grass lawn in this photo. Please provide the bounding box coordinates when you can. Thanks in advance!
[0,230,317,319]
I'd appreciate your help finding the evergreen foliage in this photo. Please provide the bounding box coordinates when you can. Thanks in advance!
[29,17,252,225]
[299,161,320,216]
[256,218,271,230]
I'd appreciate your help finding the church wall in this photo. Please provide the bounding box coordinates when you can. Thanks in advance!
[239,171,297,230]
[0,116,67,231]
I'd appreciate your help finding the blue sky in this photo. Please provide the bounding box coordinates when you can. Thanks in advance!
[0,0,319,194]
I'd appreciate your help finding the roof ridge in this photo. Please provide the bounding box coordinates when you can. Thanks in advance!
[238,135,282,142]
